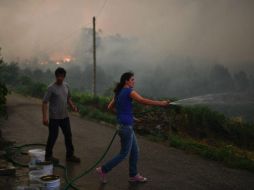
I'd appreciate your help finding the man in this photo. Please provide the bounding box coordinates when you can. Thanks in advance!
[42,67,80,163]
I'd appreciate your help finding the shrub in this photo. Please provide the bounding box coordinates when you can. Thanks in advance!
[78,105,116,124]
[16,81,47,98]
[0,82,8,118]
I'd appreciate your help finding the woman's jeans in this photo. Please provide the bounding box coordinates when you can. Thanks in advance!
[102,125,139,177]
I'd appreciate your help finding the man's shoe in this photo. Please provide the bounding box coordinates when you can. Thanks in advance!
[45,156,59,164]
[66,155,81,163]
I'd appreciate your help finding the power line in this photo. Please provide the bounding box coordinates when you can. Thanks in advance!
[96,0,109,18]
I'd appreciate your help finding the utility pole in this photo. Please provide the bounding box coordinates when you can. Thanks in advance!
[93,16,97,97]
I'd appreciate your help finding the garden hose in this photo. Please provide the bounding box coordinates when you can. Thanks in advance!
[63,129,118,190]
[5,143,46,167]
[4,129,118,190]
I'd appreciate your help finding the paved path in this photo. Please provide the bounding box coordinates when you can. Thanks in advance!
[2,94,254,190]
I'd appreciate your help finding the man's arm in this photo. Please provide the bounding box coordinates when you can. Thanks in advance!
[42,102,49,126]
[42,86,52,126]
[68,97,78,112]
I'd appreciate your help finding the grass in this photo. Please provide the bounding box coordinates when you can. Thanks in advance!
[169,134,254,172]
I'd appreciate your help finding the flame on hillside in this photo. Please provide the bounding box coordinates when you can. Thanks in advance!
[49,53,74,64]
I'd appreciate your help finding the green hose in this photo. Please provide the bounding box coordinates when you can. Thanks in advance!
[4,130,118,190]
[63,130,118,190]
[56,164,79,190]
[5,143,46,167]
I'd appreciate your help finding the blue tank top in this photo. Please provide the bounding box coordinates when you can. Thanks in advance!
[116,88,133,125]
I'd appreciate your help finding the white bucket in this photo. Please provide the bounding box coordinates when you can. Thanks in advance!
[39,175,60,190]
[28,149,45,165]
[29,170,45,183]
[37,161,53,175]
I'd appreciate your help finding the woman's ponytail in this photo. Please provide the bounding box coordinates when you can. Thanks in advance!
[114,72,134,97]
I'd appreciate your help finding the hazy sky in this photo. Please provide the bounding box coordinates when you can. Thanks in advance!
[0,0,254,64]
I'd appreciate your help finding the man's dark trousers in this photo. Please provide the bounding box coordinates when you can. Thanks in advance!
[45,117,74,158]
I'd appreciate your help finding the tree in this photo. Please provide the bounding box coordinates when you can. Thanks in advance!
[209,64,234,93]
[0,62,20,86]
[233,71,250,91]
[0,48,8,118]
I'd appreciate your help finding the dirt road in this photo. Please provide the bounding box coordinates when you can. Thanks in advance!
[2,94,254,190]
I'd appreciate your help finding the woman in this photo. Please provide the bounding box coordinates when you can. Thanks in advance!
[96,72,169,183]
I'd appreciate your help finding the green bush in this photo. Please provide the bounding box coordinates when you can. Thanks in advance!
[0,82,8,118]
[135,104,254,150]
[0,56,8,118]
[182,106,254,150]
[16,81,47,98]
[182,106,227,138]
[78,104,116,124]
[226,121,254,149]
[72,92,111,111]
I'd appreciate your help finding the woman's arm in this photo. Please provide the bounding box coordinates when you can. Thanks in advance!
[107,97,115,111]
[130,90,169,106]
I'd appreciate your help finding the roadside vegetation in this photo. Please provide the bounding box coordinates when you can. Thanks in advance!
[0,50,9,150]
[0,51,8,119]
[0,75,7,120]
[0,60,254,172]
[137,105,254,172]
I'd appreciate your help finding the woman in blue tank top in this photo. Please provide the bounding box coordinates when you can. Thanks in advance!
[96,72,170,183]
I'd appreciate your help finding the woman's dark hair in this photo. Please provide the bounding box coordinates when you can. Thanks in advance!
[55,67,66,77]
[114,72,134,97]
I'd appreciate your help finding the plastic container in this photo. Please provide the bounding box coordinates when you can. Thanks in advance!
[29,170,45,183]
[28,149,45,165]
[37,161,53,175]
[39,175,60,190]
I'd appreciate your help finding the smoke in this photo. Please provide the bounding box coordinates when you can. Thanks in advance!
[0,0,98,60]
[0,0,253,65]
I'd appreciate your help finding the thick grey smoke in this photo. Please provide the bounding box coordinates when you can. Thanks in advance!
[0,0,254,65]
[0,0,96,60]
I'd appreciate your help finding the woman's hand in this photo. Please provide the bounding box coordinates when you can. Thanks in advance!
[160,100,170,106]
[134,117,142,123]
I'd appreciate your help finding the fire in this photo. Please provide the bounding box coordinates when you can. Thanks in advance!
[63,56,72,63]
[49,53,74,64]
